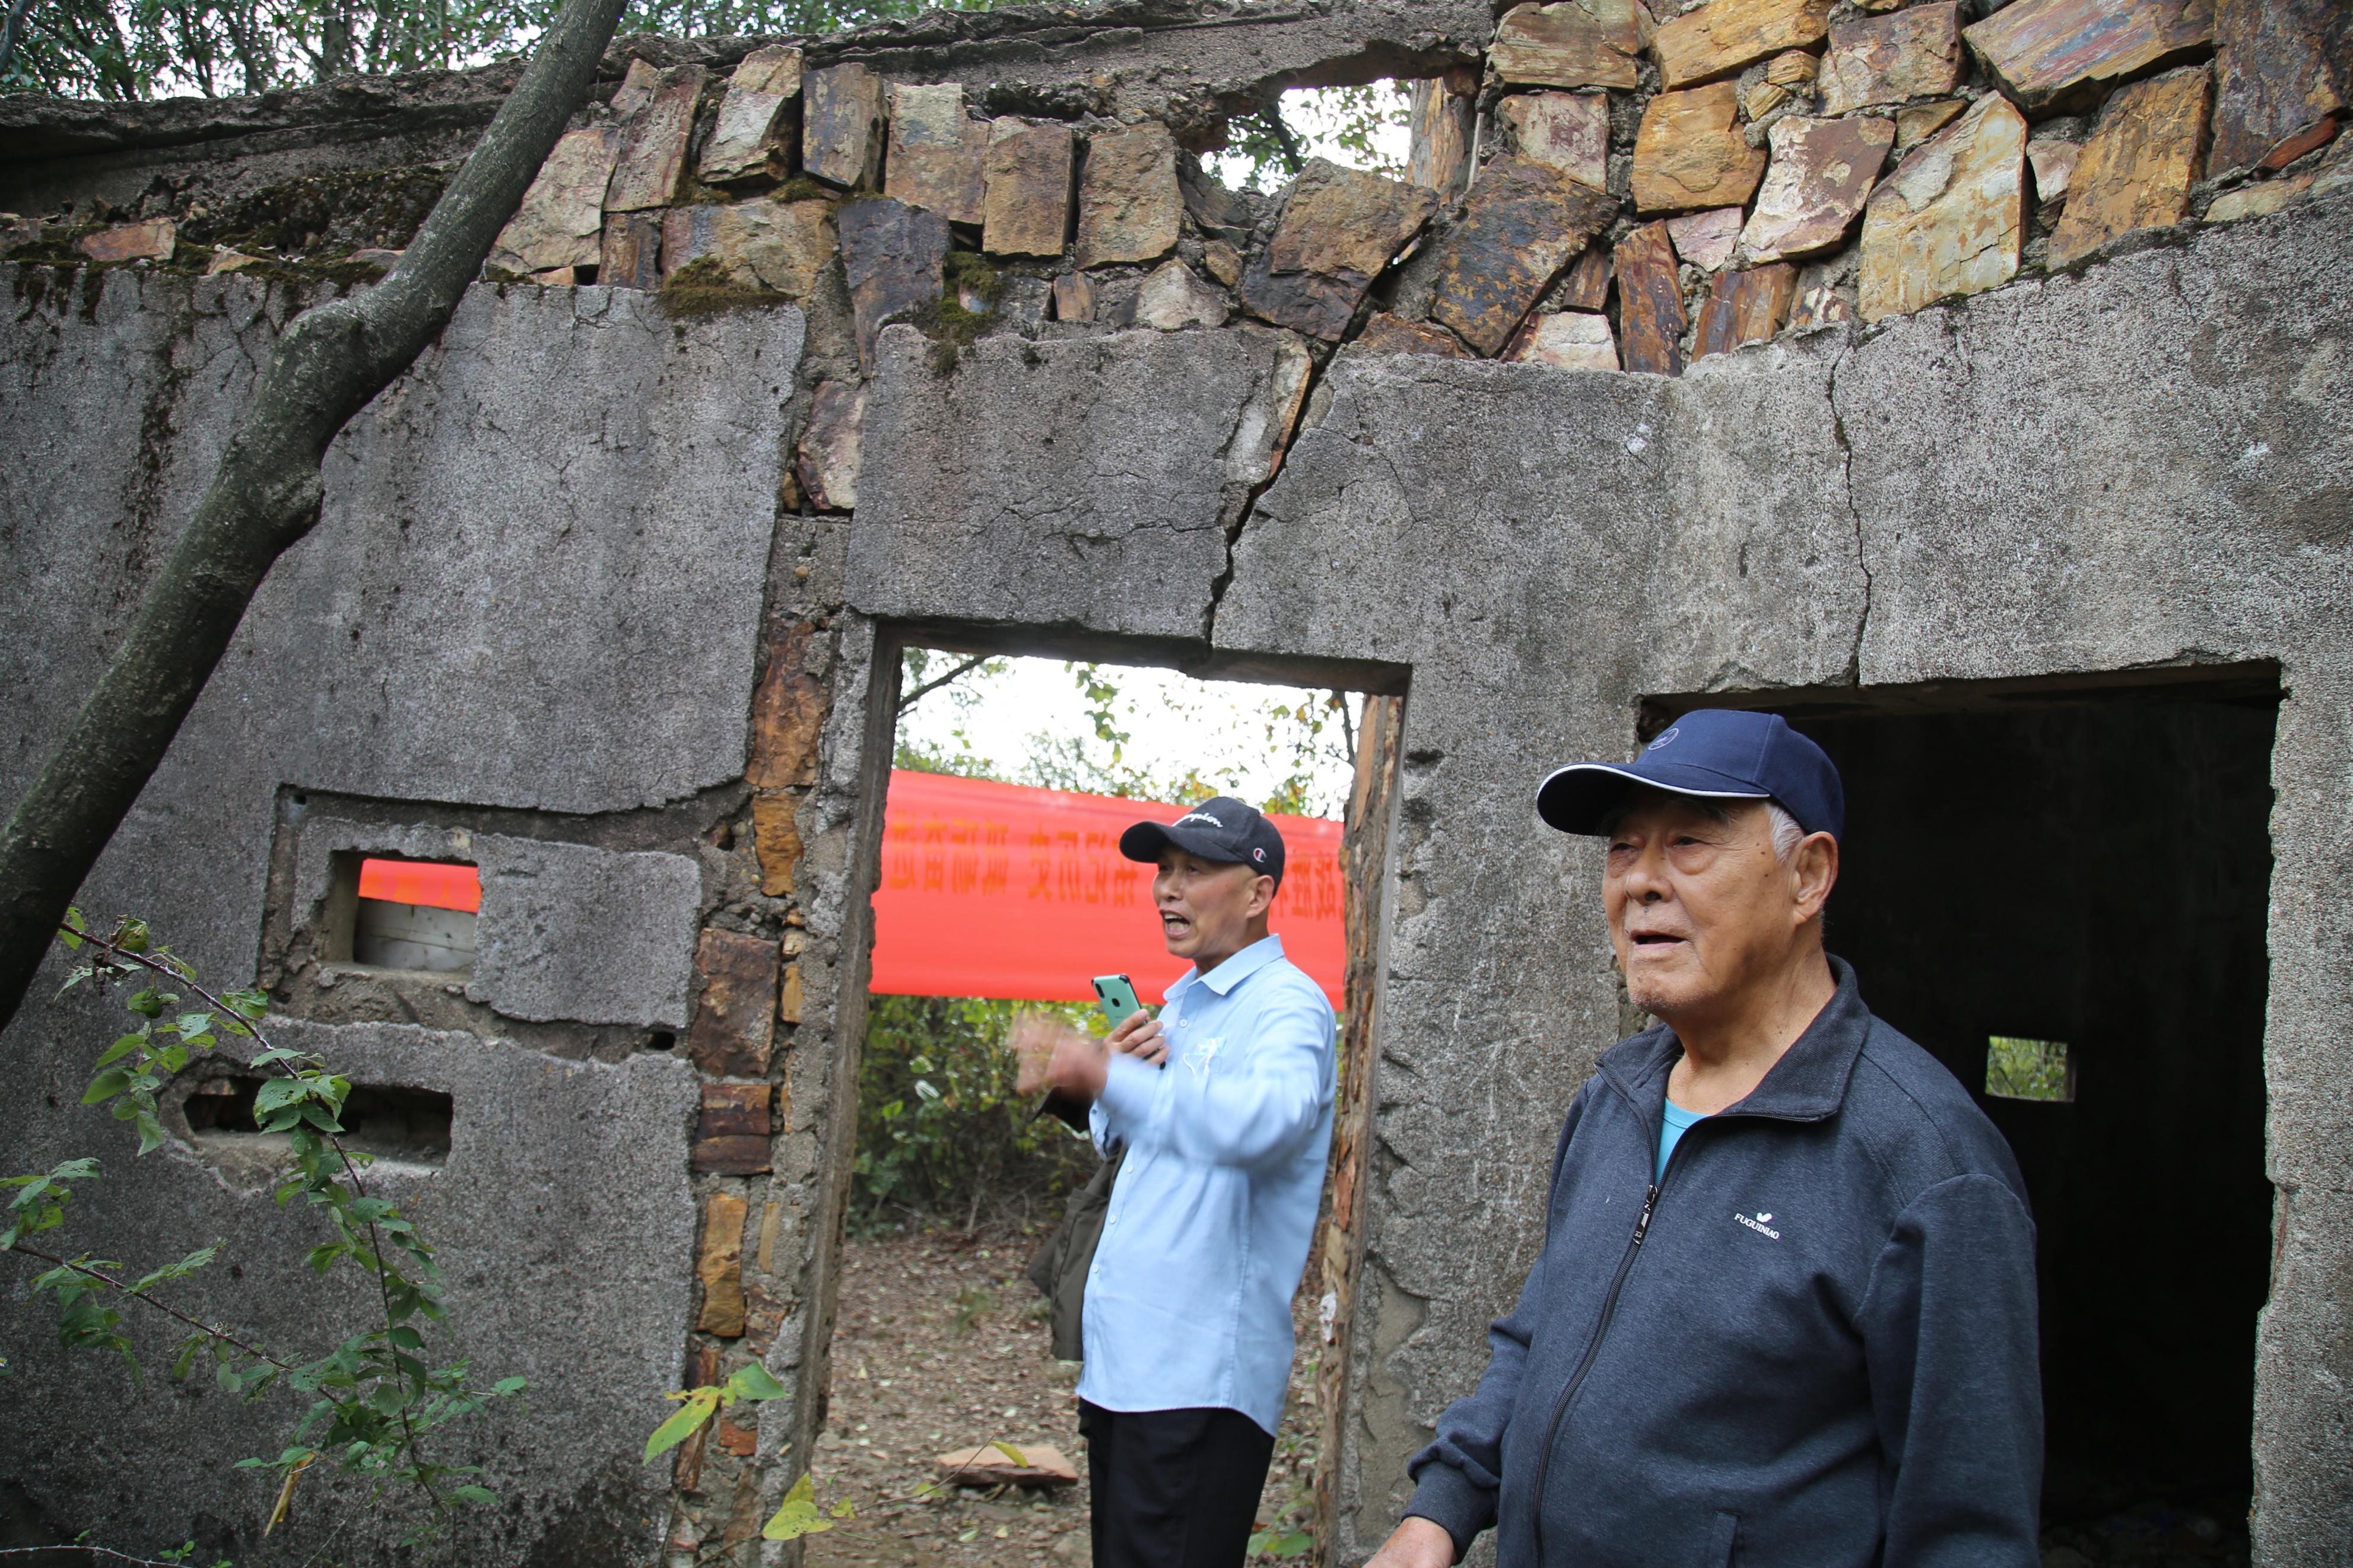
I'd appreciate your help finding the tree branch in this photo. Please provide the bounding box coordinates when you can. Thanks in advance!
[6,1242,293,1370]
[0,0,37,82]
[898,655,993,713]
[0,0,631,1032]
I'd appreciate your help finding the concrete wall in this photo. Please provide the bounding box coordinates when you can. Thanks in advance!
[0,268,803,1563]
[853,186,2353,1562]
[2,110,2350,1568]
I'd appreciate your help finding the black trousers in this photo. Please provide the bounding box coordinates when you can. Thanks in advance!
[1078,1400,1276,1568]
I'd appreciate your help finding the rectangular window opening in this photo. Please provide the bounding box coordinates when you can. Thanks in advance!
[348,855,480,974]
[1985,1035,2075,1103]
[183,1074,453,1169]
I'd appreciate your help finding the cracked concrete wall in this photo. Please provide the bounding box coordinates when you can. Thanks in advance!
[3,97,2350,1568]
[849,189,2353,1563]
[0,266,799,1563]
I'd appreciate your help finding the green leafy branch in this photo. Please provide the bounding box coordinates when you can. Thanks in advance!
[7,912,526,1537]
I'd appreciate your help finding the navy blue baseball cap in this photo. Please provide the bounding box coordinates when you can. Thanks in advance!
[1536,710,1844,839]
[1119,795,1287,886]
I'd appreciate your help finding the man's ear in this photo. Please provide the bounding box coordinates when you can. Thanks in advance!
[1791,833,1838,923]
[1248,873,1278,919]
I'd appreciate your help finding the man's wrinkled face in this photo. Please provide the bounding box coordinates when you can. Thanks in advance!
[1154,848,1271,963]
[1603,793,1803,1019]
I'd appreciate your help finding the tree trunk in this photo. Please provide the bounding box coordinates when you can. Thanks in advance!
[0,0,630,1031]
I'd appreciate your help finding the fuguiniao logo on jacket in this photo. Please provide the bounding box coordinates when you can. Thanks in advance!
[1186,1036,1225,1080]
[1736,1210,1780,1240]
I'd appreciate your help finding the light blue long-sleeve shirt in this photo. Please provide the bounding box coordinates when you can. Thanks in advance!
[1078,933,1338,1434]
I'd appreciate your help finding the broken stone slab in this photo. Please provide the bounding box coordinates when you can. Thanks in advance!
[886,82,989,225]
[749,619,828,791]
[688,928,779,1079]
[696,1190,749,1335]
[2205,138,2353,220]
[1240,158,1439,340]
[1202,239,1243,285]
[1668,205,1745,269]
[1356,312,1475,356]
[1896,98,1968,151]
[1492,0,1644,91]
[698,44,803,186]
[77,217,175,263]
[1507,310,1620,370]
[1694,260,1797,355]
[1269,158,1441,281]
[2026,135,2082,204]
[659,198,837,297]
[697,1082,776,1140]
[607,56,661,120]
[1858,90,2027,321]
[1237,253,1361,341]
[1559,244,1612,308]
[934,1445,1078,1488]
[1133,258,1231,329]
[1050,269,1095,321]
[1739,114,1895,263]
[798,380,866,511]
[839,196,950,372]
[804,62,884,189]
[1613,218,1686,374]
[752,793,802,896]
[1407,74,1478,201]
[2048,65,2211,268]
[1963,0,2213,115]
[1818,2,1963,116]
[1498,90,1611,191]
[1634,81,1770,215]
[1789,248,1857,327]
[1653,0,1833,90]
[490,125,619,275]
[1428,154,1620,355]
[606,64,704,212]
[2210,0,2347,178]
[601,209,662,289]
[1075,121,1182,268]
[205,247,259,274]
[983,119,1074,257]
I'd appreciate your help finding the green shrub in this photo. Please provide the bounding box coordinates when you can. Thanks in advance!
[852,995,1097,1232]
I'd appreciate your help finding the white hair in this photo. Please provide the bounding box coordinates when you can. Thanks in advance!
[1764,802,1805,861]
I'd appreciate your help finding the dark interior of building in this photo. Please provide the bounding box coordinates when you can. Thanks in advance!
[1764,689,2278,1554]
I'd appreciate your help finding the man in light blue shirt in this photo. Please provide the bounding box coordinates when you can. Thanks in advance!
[1044,794,1338,1568]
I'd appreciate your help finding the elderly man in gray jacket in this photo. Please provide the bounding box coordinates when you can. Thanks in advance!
[1367,709,2043,1568]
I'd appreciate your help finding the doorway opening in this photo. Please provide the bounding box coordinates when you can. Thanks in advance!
[1650,669,2279,1562]
[815,641,1403,1567]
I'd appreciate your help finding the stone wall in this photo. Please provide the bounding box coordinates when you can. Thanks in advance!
[2,0,2352,1564]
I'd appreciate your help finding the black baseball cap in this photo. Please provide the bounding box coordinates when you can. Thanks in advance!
[1535,709,1844,839]
[1118,796,1287,886]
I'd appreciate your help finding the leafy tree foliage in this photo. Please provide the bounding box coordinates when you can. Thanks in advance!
[852,994,1097,1230]
[894,651,1360,819]
[1,0,1019,99]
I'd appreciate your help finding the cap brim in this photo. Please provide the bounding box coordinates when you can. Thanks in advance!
[1117,820,1246,865]
[1535,762,1769,836]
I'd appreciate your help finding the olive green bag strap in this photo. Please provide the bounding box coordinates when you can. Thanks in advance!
[1025,1144,1125,1363]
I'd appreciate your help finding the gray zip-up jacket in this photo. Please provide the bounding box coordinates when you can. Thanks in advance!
[1404,959,2041,1568]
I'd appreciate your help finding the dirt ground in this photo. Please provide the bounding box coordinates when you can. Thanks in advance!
[801,1222,1322,1568]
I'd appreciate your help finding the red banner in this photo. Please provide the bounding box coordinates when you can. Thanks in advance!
[869,770,1346,1006]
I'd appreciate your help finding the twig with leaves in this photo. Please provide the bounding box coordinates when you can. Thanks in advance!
[4,912,525,1542]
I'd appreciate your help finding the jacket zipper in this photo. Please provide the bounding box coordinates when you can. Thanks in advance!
[1529,1178,1657,1564]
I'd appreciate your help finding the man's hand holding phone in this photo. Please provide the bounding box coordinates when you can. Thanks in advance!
[1107,1008,1167,1067]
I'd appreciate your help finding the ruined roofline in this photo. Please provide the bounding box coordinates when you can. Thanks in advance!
[0,0,1490,167]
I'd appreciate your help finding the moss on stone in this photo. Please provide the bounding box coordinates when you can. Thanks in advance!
[657,255,791,318]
